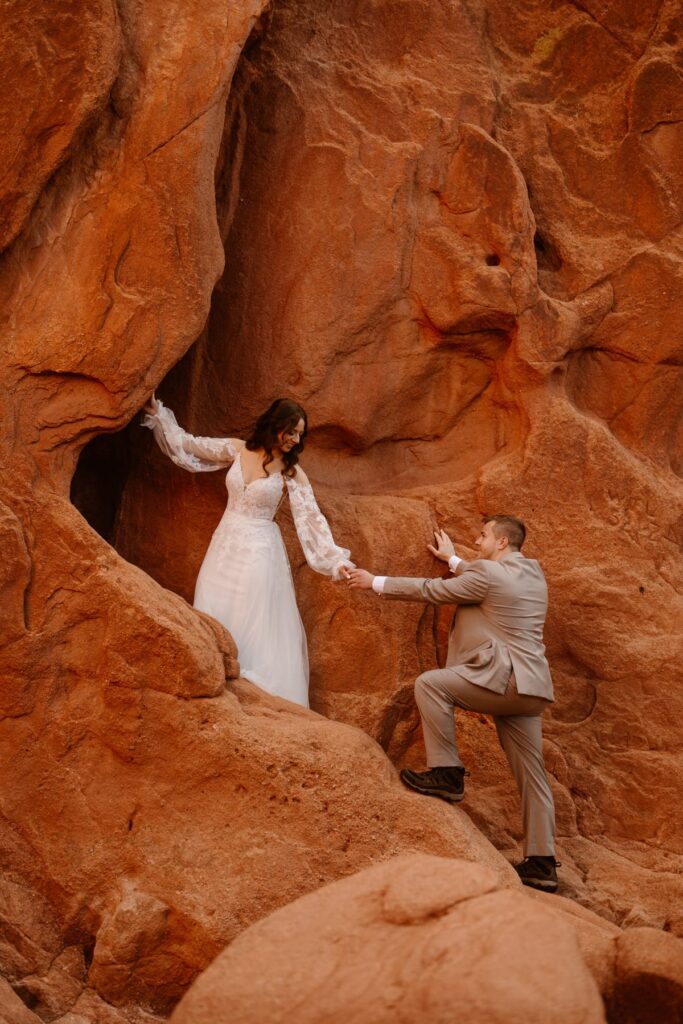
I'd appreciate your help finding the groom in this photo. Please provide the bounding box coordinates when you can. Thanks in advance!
[346,515,559,893]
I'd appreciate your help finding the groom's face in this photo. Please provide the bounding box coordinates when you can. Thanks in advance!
[475,521,503,560]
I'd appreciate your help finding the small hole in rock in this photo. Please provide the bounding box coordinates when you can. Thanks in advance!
[485,254,501,266]
[639,586,645,594]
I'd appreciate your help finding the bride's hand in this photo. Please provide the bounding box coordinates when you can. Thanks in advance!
[428,528,456,563]
[143,393,160,416]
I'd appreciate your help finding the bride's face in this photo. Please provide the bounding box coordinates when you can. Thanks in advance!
[278,418,305,453]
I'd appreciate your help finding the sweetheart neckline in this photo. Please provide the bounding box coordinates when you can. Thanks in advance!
[244,473,282,488]
[236,450,283,489]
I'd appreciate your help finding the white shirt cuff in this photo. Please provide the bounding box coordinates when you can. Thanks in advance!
[448,555,462,573]
[372,575,387,594]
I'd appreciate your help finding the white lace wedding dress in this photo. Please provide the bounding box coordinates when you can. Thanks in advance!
[142,401,352,707]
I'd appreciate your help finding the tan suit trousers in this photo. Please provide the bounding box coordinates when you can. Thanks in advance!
[415,668,556,857]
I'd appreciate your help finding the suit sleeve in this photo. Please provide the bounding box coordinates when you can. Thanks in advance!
[381,561,489,606]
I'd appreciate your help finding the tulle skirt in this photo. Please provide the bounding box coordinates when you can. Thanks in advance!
[193,510,309,707]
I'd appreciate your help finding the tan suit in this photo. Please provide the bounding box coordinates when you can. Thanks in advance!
[383,550,556,856]
[385,551,554,699]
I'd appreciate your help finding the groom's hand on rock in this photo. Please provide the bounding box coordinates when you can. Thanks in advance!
[428,528,456,562]
[346,568,375,590]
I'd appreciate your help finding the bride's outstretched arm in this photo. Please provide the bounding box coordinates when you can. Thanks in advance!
[286,467,354,579]
[141,396,243,472]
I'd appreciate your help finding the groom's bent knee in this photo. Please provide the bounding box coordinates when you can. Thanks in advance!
[414,670,436,706]
[415,669,451,710]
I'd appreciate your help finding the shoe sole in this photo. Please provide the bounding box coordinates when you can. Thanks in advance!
[519,877,558,893]
[400,778,465,804]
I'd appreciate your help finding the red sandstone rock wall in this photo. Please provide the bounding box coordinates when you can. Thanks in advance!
[117,0,683,934]
[1,0,683,1020]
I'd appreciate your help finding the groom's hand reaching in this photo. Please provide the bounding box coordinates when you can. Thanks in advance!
[346,568,375,590]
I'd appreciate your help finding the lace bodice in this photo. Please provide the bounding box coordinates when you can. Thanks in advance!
[142,400,353,578]
[227,450,284,520]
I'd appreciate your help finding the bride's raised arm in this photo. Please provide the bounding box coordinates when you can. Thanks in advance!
[286,466,354,580]
[142,396,244,473]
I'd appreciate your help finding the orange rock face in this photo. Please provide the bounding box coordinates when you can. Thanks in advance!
[2,0,683,1020]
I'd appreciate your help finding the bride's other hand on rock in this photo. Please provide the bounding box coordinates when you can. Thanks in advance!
[346,568,375,590]
[143,393,160,416]
[427,528,455,562]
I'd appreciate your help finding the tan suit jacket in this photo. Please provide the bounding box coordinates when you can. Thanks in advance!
[382,551,554,700]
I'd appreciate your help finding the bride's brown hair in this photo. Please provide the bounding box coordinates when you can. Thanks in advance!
[245,398,308,478]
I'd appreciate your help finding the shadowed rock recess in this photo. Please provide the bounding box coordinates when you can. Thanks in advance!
[1,0,682,1021]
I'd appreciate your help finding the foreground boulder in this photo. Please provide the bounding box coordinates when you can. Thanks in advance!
[170,854,606,1024]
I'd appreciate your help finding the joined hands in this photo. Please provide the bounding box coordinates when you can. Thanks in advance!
[344,568,375,589]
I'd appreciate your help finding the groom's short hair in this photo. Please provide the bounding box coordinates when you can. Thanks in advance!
[484,514,526,550]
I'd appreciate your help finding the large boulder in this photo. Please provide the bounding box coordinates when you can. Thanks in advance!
[170,854,607,1024]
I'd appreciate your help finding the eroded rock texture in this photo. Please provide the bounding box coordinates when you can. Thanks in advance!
[2,0,683,1020]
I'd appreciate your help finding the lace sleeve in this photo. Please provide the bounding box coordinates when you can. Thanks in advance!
[286,476,354,579]
[141,399,239,472]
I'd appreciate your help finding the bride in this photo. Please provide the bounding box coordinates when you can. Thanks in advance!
[142,395,353,707]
